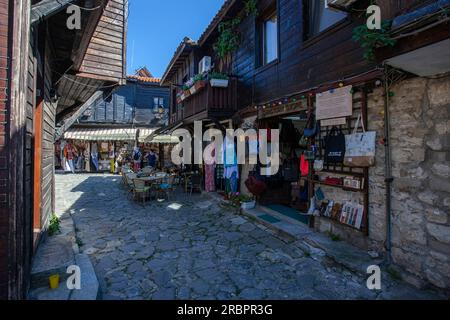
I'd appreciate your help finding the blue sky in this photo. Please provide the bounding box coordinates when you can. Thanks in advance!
[126,0,224,78]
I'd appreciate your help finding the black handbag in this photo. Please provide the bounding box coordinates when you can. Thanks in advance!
[282,159,299,182]
[324,127,346,164]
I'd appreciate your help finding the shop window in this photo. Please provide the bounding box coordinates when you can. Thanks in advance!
[153,97,164,108]
[257,6,278,67]
[304,0,347,38]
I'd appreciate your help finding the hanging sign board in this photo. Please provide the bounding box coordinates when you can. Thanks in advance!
[316,85,353,120]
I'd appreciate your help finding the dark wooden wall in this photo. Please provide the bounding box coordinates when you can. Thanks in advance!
[229,0,374,107]
[210,0,440,108]
[0,0,10,299]
[80,82,170,126]
[0,0,33,300]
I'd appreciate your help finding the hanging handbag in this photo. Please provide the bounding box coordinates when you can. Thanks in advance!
[298,135,308,148]
[304,120,319,138]
[313,160,324,172]
[300,154,309,177]
[324,127,346,164]
[344,113,376,167]
[282,158,299,182]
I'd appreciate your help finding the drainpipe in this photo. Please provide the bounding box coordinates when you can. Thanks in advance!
[383,63,393,265]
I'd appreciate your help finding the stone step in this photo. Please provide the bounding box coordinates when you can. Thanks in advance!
[30,235,76,290]
[241,205,383,277]
[28,254,99,300]
[70,254,100,300]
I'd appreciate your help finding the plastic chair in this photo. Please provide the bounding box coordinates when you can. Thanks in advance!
[125,173,137,199]
[187,174,202,196]
[132,179,150,206]
[158,174,176,200]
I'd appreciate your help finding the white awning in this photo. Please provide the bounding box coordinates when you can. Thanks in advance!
[63,127,178,143]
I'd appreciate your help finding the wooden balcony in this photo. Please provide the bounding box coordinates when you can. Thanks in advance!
[170,77,238,124]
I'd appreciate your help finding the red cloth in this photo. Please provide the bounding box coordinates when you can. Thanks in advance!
[300,155,309,177]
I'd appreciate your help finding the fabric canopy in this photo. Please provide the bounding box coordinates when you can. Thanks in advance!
[64,127,178,143]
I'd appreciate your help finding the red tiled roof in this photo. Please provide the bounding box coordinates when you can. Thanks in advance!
[127,75,161,84]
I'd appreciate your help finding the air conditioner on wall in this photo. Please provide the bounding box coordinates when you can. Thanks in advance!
[326,0,358,12]
[199,56,212,74]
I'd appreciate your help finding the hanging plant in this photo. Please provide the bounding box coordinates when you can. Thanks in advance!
[245,0,258,16]
[352,20,397,61]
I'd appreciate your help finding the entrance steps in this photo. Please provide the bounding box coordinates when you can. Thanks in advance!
[241,204,383,277]
[28,213,99,300]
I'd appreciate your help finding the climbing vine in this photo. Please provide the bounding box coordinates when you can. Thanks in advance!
[213,0,259,69]
[245,0,258,17]
[352,20,397,61]
[213,18,242,59]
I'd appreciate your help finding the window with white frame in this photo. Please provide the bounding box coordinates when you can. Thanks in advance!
[305,0,347,38]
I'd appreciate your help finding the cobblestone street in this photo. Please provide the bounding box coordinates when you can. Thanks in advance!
[55,173,442,300]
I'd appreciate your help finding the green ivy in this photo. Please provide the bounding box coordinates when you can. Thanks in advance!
[213,0,259,60]
[213,18,242,59]
[245,0,258,16]
[352,20,397,61]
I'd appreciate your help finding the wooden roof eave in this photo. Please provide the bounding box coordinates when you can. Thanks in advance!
[30,0,76,26]
[161,39,197,86]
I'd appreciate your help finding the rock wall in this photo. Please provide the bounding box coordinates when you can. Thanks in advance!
[314,76,450,290]
[387,76,450,289]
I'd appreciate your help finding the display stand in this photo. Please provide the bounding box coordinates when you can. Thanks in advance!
[309,86,370,236]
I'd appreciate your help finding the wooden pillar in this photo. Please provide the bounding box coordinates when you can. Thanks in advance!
[33,76,43,235]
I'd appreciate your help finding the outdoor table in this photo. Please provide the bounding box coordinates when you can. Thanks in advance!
[136,173,168,185]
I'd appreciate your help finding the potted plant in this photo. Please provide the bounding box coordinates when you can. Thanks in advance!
[182,85,191,99]
[229,193,256,210]
[239,194,256,210]
[209,72,229,88]
[176,91,183,104]
[192,74,206,93]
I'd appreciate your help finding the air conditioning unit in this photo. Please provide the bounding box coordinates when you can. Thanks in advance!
[199,56,212,74]
[326,0,358,12]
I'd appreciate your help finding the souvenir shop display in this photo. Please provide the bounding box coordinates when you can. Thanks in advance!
[340,202,364,229]
[343,176,365,191]
[306,86,373,235]
[324,127,346,164]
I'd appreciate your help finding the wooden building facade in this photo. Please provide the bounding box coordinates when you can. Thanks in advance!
[78,72,169,127]
[162,0,450,289]
[0,0,127,299]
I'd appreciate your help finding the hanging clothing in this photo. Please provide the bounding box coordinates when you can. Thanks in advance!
[204,164,216,192]
[224,165,239,179]
[223,136,237,166]
[225,172,239,194]
[91,143,99,172]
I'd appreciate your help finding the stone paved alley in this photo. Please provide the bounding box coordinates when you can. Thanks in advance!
[55,173,444,300]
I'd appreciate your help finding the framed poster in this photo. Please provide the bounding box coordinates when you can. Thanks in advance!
[316,85,353,120]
